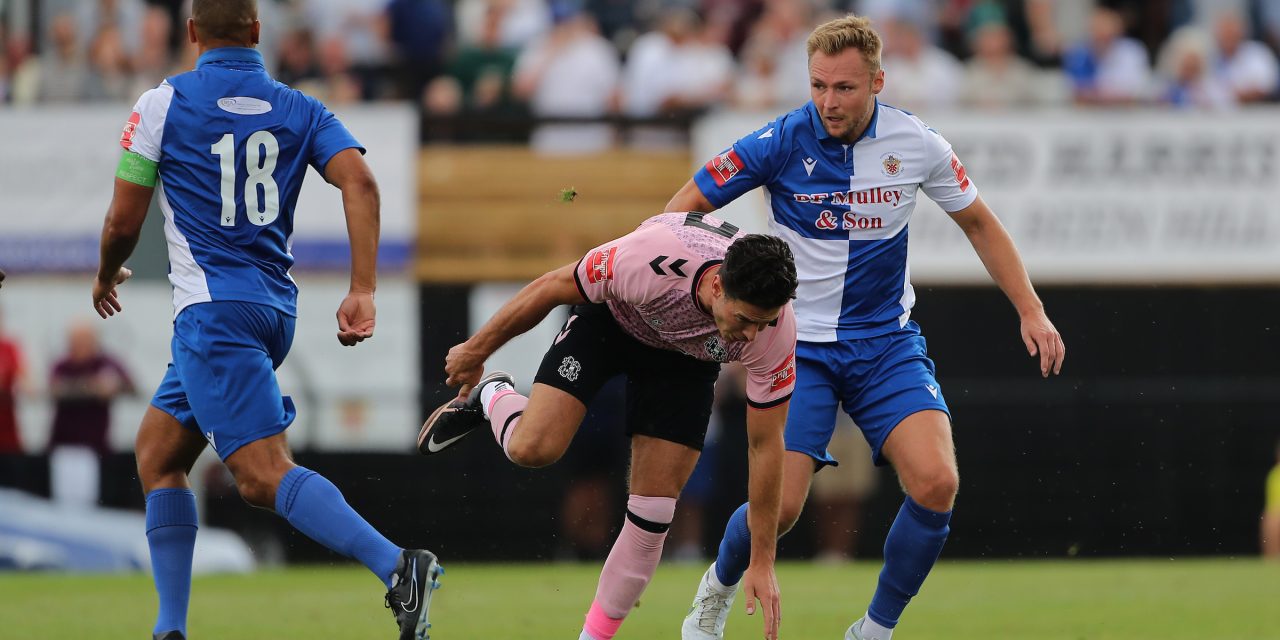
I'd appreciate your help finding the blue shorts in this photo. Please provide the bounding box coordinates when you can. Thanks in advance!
[151,301,297,461]
[786,321,949,469]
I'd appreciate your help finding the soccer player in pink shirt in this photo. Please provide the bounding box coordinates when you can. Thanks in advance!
[419,212,799,640]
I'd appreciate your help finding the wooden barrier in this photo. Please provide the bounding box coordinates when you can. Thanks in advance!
[416,146,692,282]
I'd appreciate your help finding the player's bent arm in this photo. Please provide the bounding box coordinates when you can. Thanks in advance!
[663,178,717,214]
[743,400,786,563]
[466,263,587,358]
[96,176,154,285]
[323,148,380,295]
[950,195,1045,319]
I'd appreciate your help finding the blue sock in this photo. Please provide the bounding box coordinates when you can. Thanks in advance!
[868,496,952,628]
[713,503,752,587]
[275,466,402,588]
[146,488,198,637]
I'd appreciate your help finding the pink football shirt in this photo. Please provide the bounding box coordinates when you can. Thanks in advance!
[573,213,797,408]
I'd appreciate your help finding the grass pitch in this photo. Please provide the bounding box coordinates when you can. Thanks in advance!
[1,559,1277,639]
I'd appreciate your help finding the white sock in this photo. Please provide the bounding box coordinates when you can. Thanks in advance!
[478,377,513,419]
[860,614,894,640]
[578,631,598,640]
[706,562,734,593]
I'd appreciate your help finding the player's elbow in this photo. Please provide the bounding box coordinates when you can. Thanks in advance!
[102,216,144,244]
[342,168,380,202]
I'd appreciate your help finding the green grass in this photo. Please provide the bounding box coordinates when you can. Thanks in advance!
[1,559,1277,639]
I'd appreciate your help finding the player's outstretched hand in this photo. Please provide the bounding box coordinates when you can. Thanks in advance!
[336,291,375,346]
[741,563,781,640]
[444,341,486,400]
[92,267,133,319]
[1021,308,1065,377]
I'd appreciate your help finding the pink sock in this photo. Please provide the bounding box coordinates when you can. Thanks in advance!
[487,390,528,457]
[581,495,677,640]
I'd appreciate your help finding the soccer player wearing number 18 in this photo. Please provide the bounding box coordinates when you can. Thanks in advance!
[670,15,1066,640]
[92,2,441,639]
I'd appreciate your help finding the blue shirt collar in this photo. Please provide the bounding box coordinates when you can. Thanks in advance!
[807,99,880,143]
[196,47,265,70]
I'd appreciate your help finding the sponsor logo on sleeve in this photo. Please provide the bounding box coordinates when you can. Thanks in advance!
[706,149,744,186]
[769,354,796,391]
[120,112,141,149]
[585,246,617,284]
[950,153,970,191]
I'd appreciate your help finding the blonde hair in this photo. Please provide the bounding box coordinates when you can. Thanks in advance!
[806,15,882,73]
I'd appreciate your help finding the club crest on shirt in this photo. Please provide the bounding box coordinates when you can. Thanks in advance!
[704,336,729,362]
[558,356,581,382]
[881,152,903,177]
[585,246,616,284]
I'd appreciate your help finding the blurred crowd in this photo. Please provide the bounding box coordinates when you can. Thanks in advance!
[3,0,1280,145]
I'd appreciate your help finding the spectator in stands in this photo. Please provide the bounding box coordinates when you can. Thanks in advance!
[314,31,363,105]
[960,19,1055,109]
[1210,9,1279,103]
[1063,5,1153,105]
[274,25,325,94]
[0,305,26,455]
[456,0,550,50]
[125,5,174,100]
[738,0,812,109]
[384,0,453,102]
[1264,438,1280,560]
[35,12,89,102]
[0,33,10,104]
[445,0,522,114]
[47,320,134,507]
[622,7,733,148]
[513,2,620,155]
[1156,27,1236,110]
[305,0,391,100]
[878,12,964,110]
[1259,0,1280,57]
[85,18,130,101]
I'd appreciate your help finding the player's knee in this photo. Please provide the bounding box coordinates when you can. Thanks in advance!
[232,473,279,509]
[505,437,563,468]
[911,468,959,512]
[136,454,184,493]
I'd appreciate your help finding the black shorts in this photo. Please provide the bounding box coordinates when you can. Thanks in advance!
[534,303,722,450]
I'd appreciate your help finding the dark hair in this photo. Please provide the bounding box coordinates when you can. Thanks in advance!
[720,234,798,309]
[192,0,257,43]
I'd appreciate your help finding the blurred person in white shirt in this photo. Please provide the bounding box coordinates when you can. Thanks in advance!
[1157,26,1236,110]
[1063,5,1153,105]
[623,7,733,149]
[960,19,1048,110]
[456,0,551,50]
[513,2,620,155]
[1210,10,1279,103]
[877,13,963,110]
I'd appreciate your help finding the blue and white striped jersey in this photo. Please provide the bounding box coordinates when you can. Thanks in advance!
[121,47,363,317]
[694,101,977,342]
